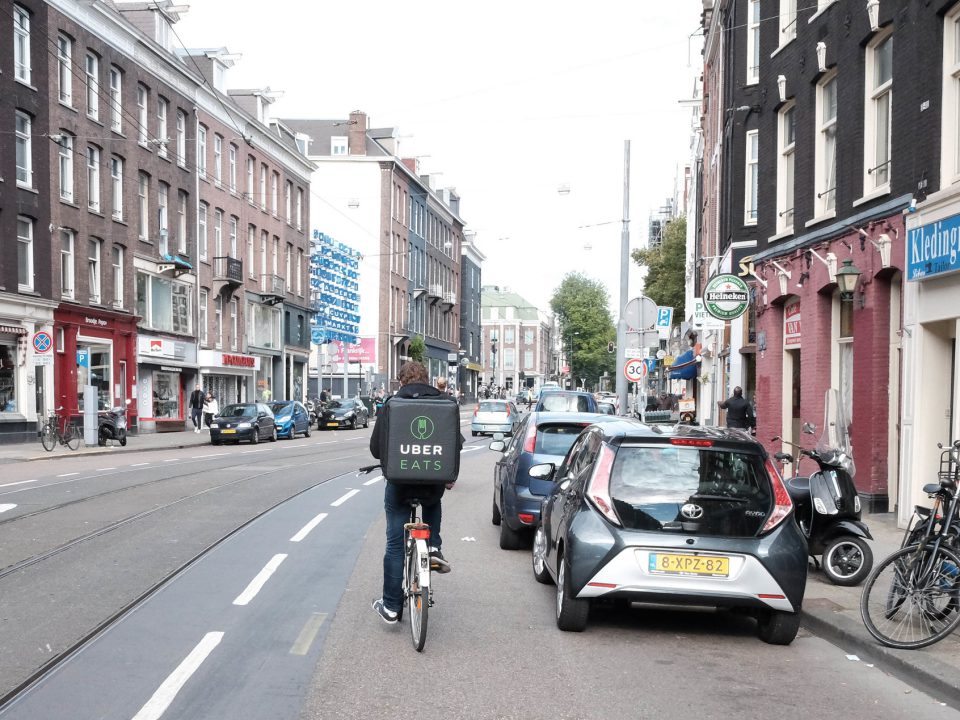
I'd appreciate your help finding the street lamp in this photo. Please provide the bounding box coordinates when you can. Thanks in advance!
[835,259,862,301]
[490,337,498,389]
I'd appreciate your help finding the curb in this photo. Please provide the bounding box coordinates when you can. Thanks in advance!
[0,437,212,463]
[802,605,960,709]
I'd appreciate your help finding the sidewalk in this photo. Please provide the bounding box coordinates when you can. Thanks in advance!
[802,511,960,707]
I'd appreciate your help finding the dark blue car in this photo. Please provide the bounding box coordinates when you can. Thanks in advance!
[489,411,616,549]
[269,401,312,439]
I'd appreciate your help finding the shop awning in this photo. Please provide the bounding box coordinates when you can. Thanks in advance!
[0,325,27,335]
[669,349,699,380]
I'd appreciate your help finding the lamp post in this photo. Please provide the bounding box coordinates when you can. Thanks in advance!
[836,259,862,301]
[490,337,498,391]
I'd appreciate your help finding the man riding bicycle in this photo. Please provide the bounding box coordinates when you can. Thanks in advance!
[370,361,463,625]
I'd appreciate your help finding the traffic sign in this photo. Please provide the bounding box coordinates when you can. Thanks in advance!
[655,307,673,329]
[623,358,645,382]
[624,347,645,359]
[33,331,52,354]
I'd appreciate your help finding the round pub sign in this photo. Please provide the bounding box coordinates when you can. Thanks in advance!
[703,274,750,320]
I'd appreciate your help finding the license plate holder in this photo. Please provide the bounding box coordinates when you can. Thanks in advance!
[648,553,729,577]
[221,429,236,434]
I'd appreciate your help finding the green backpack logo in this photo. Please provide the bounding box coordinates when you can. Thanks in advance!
[410,416,435,440]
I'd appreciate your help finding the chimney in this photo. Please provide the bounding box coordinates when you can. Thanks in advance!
[348,110,367,156]
[402,158,419,175]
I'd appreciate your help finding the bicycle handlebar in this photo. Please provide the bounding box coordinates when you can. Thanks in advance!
[358,464,382,474]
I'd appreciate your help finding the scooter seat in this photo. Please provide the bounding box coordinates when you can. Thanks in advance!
[785,476,810,503]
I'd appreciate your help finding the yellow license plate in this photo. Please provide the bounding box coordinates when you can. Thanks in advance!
[327,422,339,427]
[221,429,236,434]
[649,553,729,577]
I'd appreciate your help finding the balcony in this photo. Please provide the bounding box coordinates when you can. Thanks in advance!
[427,284,443,304]
[260,274,286,305]
[213,256,243,287]
[441,291,456,311]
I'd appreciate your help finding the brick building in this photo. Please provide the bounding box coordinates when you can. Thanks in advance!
[481,286,554,395]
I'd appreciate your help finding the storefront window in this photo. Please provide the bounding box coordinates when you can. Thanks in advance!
[0,344,17,412]
[136,272,192,335]
[248,302,280,349]
[257,362,274,402]
[77,343,111,411]
[152,371,181,418]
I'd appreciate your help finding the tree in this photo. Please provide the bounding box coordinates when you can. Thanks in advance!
[409,336,425,362]
[632,215,686,319]
[550,273,616,388]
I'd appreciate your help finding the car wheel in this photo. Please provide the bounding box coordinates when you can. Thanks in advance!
[556,552,589,632]
[491,493,501,526]
[756,609,801,645]
[270,427,278,442]
[532,525,553,585]
[472,431,478,437]
[211,439,221,446]
[351,418,357,430]
[499,515,527,550]
[251,428,260,445]
[821,535,873,586]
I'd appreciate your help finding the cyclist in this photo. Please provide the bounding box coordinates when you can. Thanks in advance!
[370,360,462,625]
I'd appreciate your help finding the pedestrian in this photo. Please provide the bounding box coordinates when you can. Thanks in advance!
[202,392,219,429]
[188,384,205,433]
[369,360,463,625]
[718,386,755,431]
[435,376,450,395]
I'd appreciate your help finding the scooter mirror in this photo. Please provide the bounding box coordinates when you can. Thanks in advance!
[802,422,816,434]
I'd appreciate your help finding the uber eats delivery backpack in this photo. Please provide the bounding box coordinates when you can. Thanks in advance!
[381,395,461,484]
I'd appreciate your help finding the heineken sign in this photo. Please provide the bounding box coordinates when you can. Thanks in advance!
[703,274,750,320]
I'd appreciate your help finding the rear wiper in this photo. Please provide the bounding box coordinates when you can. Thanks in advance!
[689,494,748,504]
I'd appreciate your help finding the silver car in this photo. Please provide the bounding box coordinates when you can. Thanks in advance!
[471,400,520,437]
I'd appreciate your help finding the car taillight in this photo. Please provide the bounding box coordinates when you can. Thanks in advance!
[586,444,620,527]
[762,457,793,534]
[671,438,713,447]
[523,420,538,453]
[473,406,478,417]
[506,405,511,417]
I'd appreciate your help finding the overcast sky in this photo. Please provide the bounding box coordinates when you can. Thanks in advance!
[177,1,704,313]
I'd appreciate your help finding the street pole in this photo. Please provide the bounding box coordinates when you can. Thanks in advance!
[615,140,631,415]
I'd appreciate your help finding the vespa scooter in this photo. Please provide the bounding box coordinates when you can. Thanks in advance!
[97,399,130,447]
[773,389,873,586]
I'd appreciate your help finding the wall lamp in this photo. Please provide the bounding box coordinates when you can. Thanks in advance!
[797,271,810,289]
[770,261,792,295]
[867,0,880,32]
[816,42,827,73]
[777,75,787,103]
[806,248,838,279]
[836,259,862,301]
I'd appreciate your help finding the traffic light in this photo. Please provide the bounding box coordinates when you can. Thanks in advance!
[607,341,615,353]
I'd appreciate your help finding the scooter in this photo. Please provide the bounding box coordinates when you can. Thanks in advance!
[98,399,130,447]
[772,389,873,586]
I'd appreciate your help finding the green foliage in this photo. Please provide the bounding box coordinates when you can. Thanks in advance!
[549,273,616,387]
[631,215,687,319]
[409,336,425,362]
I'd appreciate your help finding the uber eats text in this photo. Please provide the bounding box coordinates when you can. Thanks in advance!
[398,444,444,472]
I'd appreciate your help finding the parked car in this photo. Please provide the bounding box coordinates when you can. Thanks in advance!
[270,400,312,439]
[597,401,616,415]
[531,419,806,644]
[318,398,369,430]
[471,400,520,437]
[210,403,277,445]
[489,411,617,549]
[534,390,598,413]
[597,392,620,413]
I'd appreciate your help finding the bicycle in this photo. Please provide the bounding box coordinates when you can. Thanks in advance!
[860,440,960,649]
[359,464,434,652]
[40,408,81,452]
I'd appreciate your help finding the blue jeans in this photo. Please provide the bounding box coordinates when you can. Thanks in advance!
[382,482,444,613]
[191,407,203,428]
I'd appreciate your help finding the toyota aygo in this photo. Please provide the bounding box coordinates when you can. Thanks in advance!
[531,419,807,644]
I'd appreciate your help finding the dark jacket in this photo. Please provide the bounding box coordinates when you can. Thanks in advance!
[189,389,205,410]
[719,395,755,429]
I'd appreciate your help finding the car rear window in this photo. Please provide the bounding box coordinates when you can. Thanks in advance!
[479,402,507,412]
[609,445,772,537]
[535,424,586,456]
[539,394,591,412]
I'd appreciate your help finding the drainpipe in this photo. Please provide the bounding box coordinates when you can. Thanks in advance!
[193,106,202,390]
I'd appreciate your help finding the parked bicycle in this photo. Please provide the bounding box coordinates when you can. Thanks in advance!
[860,439,960,649]
[40,408,81,452]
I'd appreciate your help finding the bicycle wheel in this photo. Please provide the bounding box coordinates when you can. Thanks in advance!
[405,540,429,652]
[63,425,81,451]
[860,544,960,649]
[40,424,56,452]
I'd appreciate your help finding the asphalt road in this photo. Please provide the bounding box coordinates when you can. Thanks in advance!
[1,421,958,720]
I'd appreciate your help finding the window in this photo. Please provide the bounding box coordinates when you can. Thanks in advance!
[229,216,238,257]
[137,85,148,144]
[176,110,186,167]
[296,249,303,295]
[197,124,207,178]
[260,164,267,210]
[296,188,303,231]
[213,134,222,185]
[157,98,168,158]
[110,156,124,221]
[199,290,208,346]
[177,190,188,253]
[230,299,238,350]
[14,5,30,85]
[779,0,797,46]
[745,129,758,224]
[246,156,255,201]
[61,229,75,299]
[247,302,281,349]
[524,350,533,369]
[15,111,32,188]
[285,180,292,222]
[273,237,280,276]
[138,173,150,241]
[85,52,99,120]
[816,73,838,216]
[112,245,123,307]
[271,172,279,215]
[89,238,102,304]
[87,146,101,212]
[247,225,255,277]
[198,202,208,260]
[286,242,292,282]
[17,217,33,291]
[865,32,893,193]
[136,272,192,334]
[228,145,237,191]
[58,35,73,104]
[746,0,760,84]
[524,329,535,344]
[214,209,223,257]
[260,230,268,278]
[214,296,223,349]
[331,136,348,155]
[59,134,74,202]
[504,348,515,370]
[158,182,169,254]
[108,68,122,132]
[776,104,796,234]
[943,7,960,184]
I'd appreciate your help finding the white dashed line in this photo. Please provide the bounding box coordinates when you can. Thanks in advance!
[232,554,287,606]
[330,489,360,507]
[163,459,178,463]
[363,475,382,486]
[0,479,38,488]
[0,504,16,514]
[241,449,268,454]
[57,472,78,477]
[96,467,116,472]
[130,462,150,467]
[131,631,224,720]
[290,512,328,542]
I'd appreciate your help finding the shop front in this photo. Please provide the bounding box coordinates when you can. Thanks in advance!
[197,350,259,407]
[136,334,198,432]
[54,305,138,433]
[282,350,308,403]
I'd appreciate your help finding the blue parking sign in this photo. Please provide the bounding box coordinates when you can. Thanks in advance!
[656,307,673,329]
[76,349,89,368]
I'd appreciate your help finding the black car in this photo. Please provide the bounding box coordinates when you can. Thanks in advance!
[318,398,370,430]
[531,419,807,644]
[210,403,277,445]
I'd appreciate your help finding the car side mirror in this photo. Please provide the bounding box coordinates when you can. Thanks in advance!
[488,439,506,453]
[492,432,505,441]
[528,463,555,481]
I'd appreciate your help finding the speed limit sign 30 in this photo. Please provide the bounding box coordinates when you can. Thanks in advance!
[623,359,646,382]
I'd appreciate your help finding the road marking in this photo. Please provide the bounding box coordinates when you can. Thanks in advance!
[131,631,224,720]
[330,489,360,507]
[0,504,16,514]
[232,554,287,606]
[96,467,116,472]
[57,472,78,477]
[363,475,382,486]
[290,512,328,542]
[205,453,228,458]
[0,479,38,488]
[289,613,327,656]
[163,459,178,463]
[241,449,268,454]
[131,462,150,467]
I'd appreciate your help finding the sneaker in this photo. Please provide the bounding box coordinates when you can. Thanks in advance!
[194,427,200,434]
[372,598,398,625]
[429,547,451,574]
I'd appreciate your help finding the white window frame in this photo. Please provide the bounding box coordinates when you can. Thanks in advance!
[260,230,268,279]
[110,68,122,132]
[776,103,796,235]
[230,299,238,350]
[15,110,32,188]
[198,202,208,261]
[246,156,255,202]
[112,245,124,308]
[157,98,168,158]
[59,133,74,202]
[229,216,238,258]
[331,136,348,155]
[247,225,256,278]
[229,145,237,192]
[815,71,838,218]
[213,134,222,186]
[285,242,292,282]
[89,238,102,304]
[85,52,99,120]
[296,249,303,296]
[745,129,759,225]
[214,209,223,258]
[87,145,101,212]
[779,0,798,47]
[14,5,31,85]
[61,229,75,299]
[199,289,208,346]
[17,216,34,292]
[746,0,760,85]
[285,180,292,222]
[864,30,893,196]
[197,124,207,178]
[176,110,186,167]
[260,164,267,210]
[177,190,188,253]
[138,172,149,241]
[271,172,279,216]
[214,296,222,349]
[296,188,303,231]
[943,5,960,187]
[158,182,169,254]
[111,155,124,221]
[58,34,73,104]
[137,84,149,145]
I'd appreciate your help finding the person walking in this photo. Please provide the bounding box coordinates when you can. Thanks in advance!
[188,384,205,433]
[202,392,219,429]
[369,361,463,625]
[718,386,755,431]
